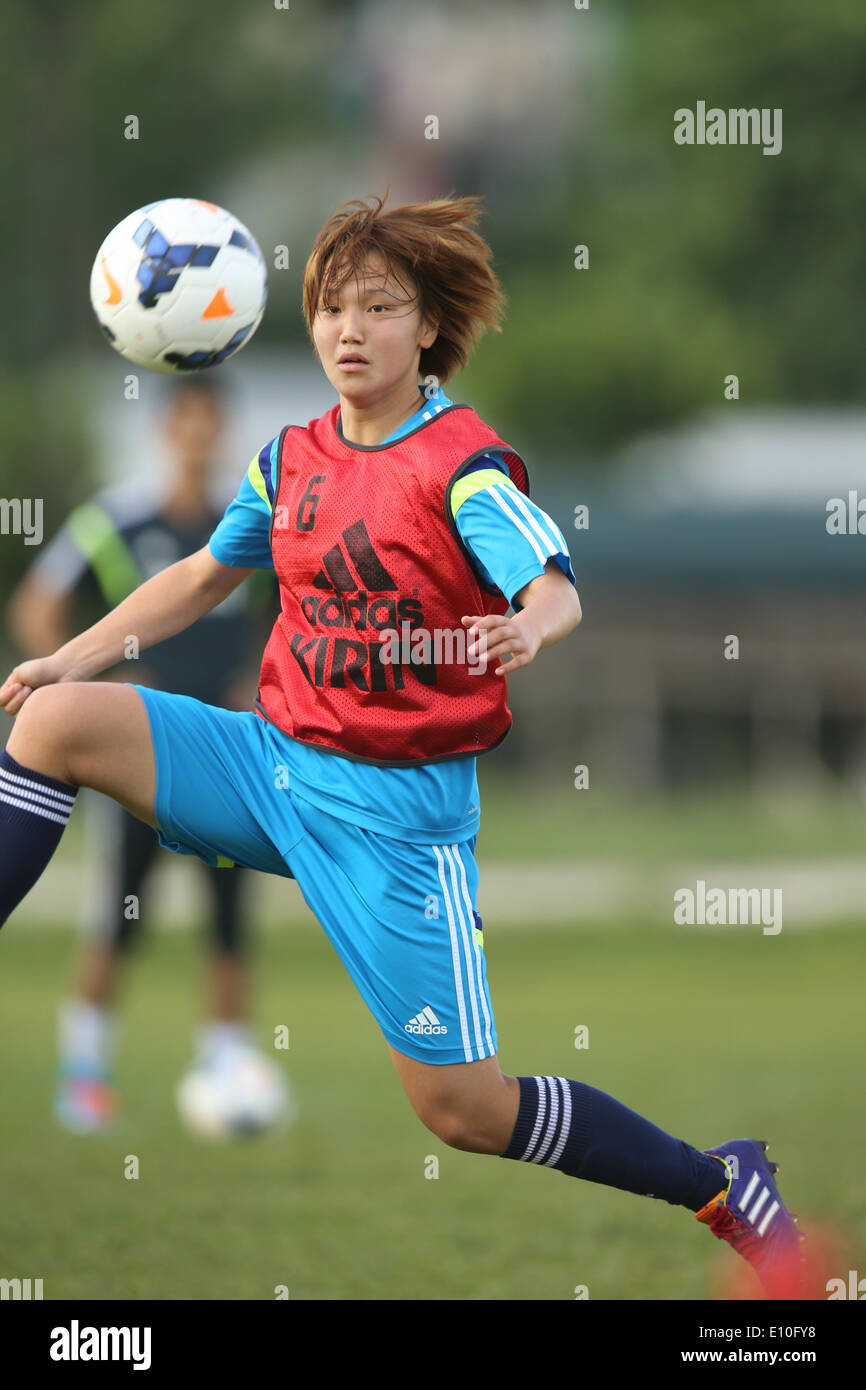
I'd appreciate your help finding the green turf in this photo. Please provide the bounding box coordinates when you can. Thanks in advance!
[0,917,861,1300]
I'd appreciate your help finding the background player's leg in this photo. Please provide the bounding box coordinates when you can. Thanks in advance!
[0,682,157,929]
[56,805,160,1130]
[76,806,162,1003]
[192,864,259,1064]
[200,863,248,1023]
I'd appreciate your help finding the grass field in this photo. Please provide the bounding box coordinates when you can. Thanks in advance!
[0,912,862,1300]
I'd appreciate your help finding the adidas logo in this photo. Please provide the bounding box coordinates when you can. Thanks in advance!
[299,517,424,635]
[736,1173,780,1236]
[404,1006,448,1036]
[283,515,435,691]
[313,518,396,593]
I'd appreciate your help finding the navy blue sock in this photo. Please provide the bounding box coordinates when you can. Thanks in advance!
[501,1075,728,1212]
[0,749,78,928]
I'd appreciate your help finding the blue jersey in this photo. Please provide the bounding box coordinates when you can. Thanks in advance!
[207,385,576,843]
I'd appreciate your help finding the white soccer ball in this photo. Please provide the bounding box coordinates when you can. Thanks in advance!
[89,197,267,373]
[175,1052,294,1140]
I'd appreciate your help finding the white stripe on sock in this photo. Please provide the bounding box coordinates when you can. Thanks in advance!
[544,1078,572,1168]
[519,1076,547,1162]
[532,1076,562,1165]
[0,789,70,825]
[0,766,75,806]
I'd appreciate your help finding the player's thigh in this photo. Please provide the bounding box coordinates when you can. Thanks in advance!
[128,685,301,877]
[9,682,157,827]
[285,808,498,1066]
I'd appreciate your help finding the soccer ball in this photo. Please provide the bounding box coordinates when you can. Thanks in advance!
[175,1052,294,1140]
[89,197,267,373]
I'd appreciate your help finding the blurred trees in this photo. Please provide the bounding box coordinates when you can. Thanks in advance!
[0,0,863,598]
[465,0,866,456]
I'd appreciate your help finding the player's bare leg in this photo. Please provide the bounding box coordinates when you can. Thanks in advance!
[6,682,157,825]
[388,1047,519,1153]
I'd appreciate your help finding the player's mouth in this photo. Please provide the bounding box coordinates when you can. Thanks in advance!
[337,353,369,371]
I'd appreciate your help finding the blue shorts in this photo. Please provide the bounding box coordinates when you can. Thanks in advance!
[129,684,497,1065]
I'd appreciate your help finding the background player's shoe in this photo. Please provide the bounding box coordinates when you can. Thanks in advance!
[55,1063,119,1134]
[696,1138,806,1298]
[55,999,119,1132]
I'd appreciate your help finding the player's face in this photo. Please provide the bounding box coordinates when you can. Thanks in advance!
[165,391,223,473]
[312,254,437,404]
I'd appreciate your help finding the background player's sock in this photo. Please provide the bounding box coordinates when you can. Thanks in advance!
[195,1020,254,1066]
[58,999,116,1074]
[501,1074,729,1211]
[0,749,78,927]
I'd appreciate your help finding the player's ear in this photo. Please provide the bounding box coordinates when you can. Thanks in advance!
[419,315,439,350]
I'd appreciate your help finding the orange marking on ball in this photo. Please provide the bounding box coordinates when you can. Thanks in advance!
[100,255,122,305]
[202,288,235,319]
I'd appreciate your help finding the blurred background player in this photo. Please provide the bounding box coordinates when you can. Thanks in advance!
[5,378,278,1132]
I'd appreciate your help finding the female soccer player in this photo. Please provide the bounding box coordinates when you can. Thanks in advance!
[0,193,803,1298]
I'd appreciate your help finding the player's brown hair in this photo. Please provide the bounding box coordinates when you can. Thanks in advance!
[302,189,506,383]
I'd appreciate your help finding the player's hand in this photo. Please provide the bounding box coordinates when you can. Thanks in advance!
[461,612,542,675]
[0,655,69,716]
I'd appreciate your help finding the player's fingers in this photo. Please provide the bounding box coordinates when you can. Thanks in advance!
[494,653,525,674]
[462,613,506,633]
[469,628,519,658]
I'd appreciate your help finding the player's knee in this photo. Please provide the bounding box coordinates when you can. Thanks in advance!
[20,681,84,731]
[427,1108,476,1151]
[9,684,78,778]
[421,1104,501,1154]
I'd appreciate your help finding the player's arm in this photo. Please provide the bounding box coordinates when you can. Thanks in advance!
[0,546,255,713]
[462,558,582,675]
[48,544,254,680]
[453,459,581,675]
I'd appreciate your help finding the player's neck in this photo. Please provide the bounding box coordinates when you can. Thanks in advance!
[338,380,424,448]
[163,477,210,524]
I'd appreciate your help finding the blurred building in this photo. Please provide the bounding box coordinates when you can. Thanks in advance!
[508,409,866,795]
